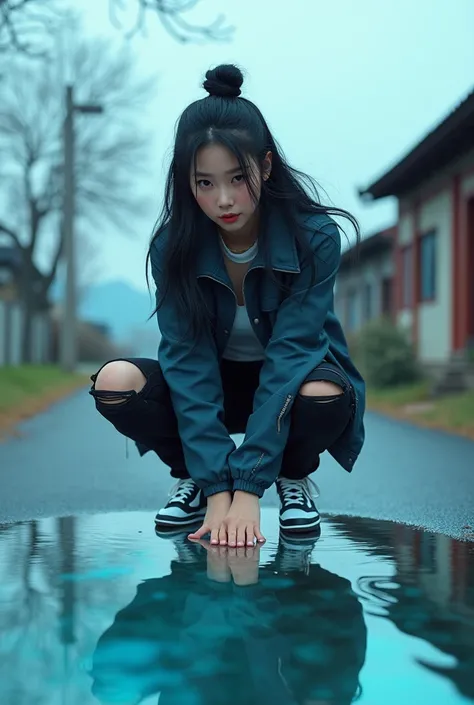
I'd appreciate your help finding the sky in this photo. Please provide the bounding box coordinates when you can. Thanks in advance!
[74,0,474,292]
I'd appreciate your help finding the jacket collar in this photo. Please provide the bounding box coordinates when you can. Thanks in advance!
[196,208,301,280]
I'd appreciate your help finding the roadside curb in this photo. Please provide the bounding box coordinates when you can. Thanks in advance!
[0,378,89,442]
[367,402,474,442]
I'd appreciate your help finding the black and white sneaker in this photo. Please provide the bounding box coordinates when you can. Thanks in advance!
[154,479,207,528]
[276,477,321,533]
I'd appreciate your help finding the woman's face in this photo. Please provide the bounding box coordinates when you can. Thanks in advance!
[190,143,271,236]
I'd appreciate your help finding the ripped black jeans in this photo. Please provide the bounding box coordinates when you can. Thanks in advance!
[89,358,353,481]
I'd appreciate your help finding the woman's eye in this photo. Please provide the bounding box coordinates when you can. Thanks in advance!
[197,179,212,189]
[232,174,244,184]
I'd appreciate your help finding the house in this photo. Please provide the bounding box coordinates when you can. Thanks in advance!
[0,244,46,305]
[335,226,396,334]
[0,245,22,300]
[359,87,474,370]
[0,245,51,365]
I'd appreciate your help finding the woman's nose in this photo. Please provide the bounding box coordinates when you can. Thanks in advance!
[217,188,234,209]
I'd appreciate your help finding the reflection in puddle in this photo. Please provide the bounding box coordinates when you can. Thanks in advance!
[0,509,473,705]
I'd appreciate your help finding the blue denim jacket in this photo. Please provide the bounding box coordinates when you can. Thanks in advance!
[150,210,365,498]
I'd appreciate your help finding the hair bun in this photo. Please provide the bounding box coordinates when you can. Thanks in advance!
[203,64,243,98]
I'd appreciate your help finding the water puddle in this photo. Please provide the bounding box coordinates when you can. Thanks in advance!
[0,508,473,704]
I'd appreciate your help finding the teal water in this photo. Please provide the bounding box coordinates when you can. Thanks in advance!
[0,508,473,705]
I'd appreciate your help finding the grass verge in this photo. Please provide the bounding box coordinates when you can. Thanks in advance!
[367,382,474,440]
[0,365,89,439]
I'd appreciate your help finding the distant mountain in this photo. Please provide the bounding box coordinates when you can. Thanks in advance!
[79,280,159,356]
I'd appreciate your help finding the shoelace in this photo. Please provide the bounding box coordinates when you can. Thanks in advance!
[169,479,196,503]
[278,477,320,505]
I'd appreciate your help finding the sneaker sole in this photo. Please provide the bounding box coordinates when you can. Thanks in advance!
[279,517,321,532]
[154,510,206,528]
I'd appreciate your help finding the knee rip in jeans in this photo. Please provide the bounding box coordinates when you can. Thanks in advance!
[90,388,135,406]
[299,379,345,401]
[310,393,345,404]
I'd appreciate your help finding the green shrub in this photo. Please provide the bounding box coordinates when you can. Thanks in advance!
[353,318,421,389]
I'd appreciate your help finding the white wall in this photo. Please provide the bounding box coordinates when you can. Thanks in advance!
[9,304,22,365]
[335,249,393,332]
[417,189,453,362]
[396,211,415,336]
[398,211,414,246]
[0,300,52,366]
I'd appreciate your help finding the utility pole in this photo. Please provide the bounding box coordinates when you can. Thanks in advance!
[60,85,76,373]
[60,86,103,373]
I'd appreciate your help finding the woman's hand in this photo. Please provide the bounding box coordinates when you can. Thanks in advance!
[188,491,232,544]
[223,491,266,548]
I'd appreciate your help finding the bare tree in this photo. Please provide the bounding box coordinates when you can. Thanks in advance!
[0,0,61,55]
[109,0,234,42]
[0,34,155,360]
[1,0,233,55]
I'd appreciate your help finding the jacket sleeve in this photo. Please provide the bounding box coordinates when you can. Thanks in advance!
[150,238,235,497]
[229,222,341,496]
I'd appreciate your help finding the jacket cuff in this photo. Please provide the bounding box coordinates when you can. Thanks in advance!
[203,481,233,498]
[232,479,266,498]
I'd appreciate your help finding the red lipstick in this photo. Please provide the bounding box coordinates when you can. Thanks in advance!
[220,214,240,224]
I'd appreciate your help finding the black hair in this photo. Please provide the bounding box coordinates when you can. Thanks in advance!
[146,64,360,338]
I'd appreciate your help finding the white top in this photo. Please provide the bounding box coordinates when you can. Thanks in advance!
[223,305,265,361]
[219,235,258,264]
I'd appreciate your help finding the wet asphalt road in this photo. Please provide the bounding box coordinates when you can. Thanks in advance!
[0,385,473,539]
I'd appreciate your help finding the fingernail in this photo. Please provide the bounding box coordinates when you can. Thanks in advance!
[237,541,244,547]
[220,540,227,546]
[247,541,253,546]
[211,539,218,545]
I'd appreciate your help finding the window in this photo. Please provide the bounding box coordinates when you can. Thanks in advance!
[419,230,437,302]
[401,245,413,308]
[381,277,393,317]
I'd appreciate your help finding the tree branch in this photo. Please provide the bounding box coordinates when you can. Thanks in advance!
[1,0,233,54]
[0,0,59,56]
[108,0,234,43]
[0,30,157,316]
[0,221,23,249]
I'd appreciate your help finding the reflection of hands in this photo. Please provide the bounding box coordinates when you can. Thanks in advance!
[226,545,260,586]
[195,540,261,586]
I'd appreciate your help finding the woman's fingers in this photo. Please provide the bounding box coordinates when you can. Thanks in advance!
[210,527,220,545]
[246,524,255,547]
[188,523,210,540]
[218,523,228,546]
[189,521,265,545]
[227,523,237,548]
[236,523,247,548]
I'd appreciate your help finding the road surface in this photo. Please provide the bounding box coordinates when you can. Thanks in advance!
[1,385,473,539]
